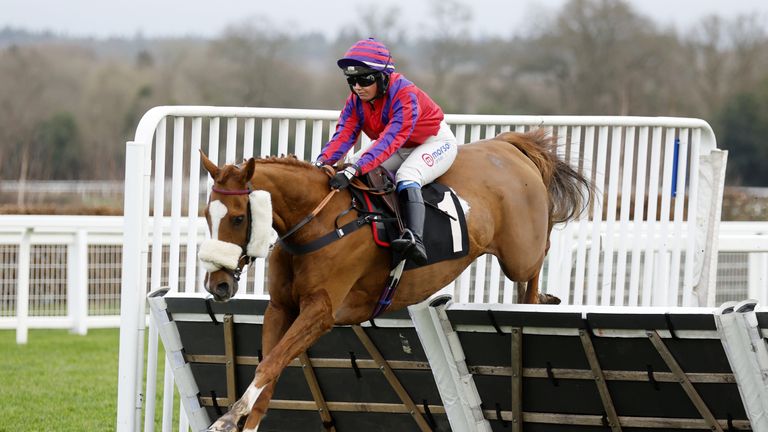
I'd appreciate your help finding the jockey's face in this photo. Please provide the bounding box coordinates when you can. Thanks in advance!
[353,80,377,102]
[347,74,378,102]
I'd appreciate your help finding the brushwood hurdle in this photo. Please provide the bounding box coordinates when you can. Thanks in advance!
[117,107,726,431]
[149,291,765,432]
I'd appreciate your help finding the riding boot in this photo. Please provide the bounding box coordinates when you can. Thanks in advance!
[390,187,428,265]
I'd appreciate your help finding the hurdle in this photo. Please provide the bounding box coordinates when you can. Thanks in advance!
[118,107,729,431]
[148,289,451,431]
[148,287,765,432]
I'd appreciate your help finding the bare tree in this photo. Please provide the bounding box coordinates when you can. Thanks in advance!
[420,0,474,110]
[350,6,406,44]
[0,1,767,187]
[0,46,57,204]
[522,0,684,115]
[185,17,317,109]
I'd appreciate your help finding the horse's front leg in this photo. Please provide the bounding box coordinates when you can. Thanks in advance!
[240,302,294,431]
[207,290,334,432]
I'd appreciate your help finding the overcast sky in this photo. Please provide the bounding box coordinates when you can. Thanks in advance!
[3,0,768,40]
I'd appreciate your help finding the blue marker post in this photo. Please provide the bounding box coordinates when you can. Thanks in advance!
[671,137,680,198]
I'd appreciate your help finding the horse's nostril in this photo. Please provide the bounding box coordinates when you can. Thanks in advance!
[215,282,230,298]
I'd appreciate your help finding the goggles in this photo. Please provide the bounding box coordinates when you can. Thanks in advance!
[346,73,378,87]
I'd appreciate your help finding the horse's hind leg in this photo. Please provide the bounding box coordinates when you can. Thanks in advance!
[522,270,541,304]
[518,269,561,305]
[495,252,548,304]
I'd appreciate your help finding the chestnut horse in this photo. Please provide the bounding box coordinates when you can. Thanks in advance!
[200,129,591,432]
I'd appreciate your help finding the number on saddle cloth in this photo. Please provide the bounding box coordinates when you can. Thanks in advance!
[352,170,470,270]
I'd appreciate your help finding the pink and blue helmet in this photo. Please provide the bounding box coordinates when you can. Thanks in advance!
[337,38,396,76]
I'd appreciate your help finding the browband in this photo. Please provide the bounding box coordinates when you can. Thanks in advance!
[212,187,252,196]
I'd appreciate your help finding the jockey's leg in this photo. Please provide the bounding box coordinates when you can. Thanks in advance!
[390,182,428,265]
[391,121,458,265]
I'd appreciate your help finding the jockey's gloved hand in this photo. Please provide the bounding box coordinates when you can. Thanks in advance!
[313,159,326,169]
[329,164,360,190]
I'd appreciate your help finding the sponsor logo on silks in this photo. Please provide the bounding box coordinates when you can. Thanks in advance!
[422,142,451,167]
[431,142,451,159]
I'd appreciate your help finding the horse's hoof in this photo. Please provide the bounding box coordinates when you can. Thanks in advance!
[207,418,239,432]
[539,293,561,304]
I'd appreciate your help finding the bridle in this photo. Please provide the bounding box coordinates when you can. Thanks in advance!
[206,165,392,275]
[207,181,339,279]
[210,186,255,282]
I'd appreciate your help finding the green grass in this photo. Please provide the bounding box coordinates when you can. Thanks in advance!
[0,329,119,431]
[0,329,178,432]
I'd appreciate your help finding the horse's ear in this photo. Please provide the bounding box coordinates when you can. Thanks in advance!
[200,150,219,179]
[242,158,256,184]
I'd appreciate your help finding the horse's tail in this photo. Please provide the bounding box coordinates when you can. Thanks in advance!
[496,129,594,224]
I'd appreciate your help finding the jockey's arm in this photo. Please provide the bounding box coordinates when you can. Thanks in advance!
[317,95,362,166]
[355,93,418,175]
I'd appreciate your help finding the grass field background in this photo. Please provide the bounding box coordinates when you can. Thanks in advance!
[0,329,178,432]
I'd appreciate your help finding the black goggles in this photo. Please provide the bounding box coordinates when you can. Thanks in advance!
[346,73,378,87]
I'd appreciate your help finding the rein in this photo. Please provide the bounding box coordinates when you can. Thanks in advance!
[209,167,403,319]
[349,177,393,195]
[275,166,375,255]
[277,189,339,242]
[209,166,387,261]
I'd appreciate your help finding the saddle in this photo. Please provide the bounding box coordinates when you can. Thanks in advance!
[350,166,470,270]
[351,166,403,228]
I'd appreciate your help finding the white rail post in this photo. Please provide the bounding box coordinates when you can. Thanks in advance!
[67,229,88,335]
[748,253,768,306]
[715,301,768,430]
[695,149,728,307]
[409,299,492,432]
[16,227,32,345]
[116,142,147,432]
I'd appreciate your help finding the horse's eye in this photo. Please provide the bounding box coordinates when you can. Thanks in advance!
[232,215,245,226]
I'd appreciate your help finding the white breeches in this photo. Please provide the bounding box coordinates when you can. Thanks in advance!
[351,121,458,187]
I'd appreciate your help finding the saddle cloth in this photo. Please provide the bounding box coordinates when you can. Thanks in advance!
[353,173,470,270]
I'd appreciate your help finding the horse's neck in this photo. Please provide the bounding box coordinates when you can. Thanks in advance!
[252,165,336,239]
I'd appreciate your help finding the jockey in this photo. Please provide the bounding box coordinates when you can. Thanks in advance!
[314,37,458,266]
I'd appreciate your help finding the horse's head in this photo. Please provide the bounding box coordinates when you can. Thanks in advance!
[198,151,276,301]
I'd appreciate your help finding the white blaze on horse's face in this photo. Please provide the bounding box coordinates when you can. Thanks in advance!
[198,191,277,276]
[209,200,228,239]
[198,199,242,274]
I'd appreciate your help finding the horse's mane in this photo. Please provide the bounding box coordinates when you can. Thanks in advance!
[253,155,314,169]
[216,155,314,183]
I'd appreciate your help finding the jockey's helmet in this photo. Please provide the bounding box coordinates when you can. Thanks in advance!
[337,37,395,75]
[337,38,394,98]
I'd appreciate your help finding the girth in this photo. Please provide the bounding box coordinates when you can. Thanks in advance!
[277,214,373,255]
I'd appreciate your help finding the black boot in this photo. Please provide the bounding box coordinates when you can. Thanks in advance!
[390,187,428,265]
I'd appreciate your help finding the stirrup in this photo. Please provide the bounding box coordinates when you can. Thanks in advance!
[391,229,416,253]
[398,229,416,245]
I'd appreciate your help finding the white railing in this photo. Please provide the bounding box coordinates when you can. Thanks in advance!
[112,107,728,432]
[0,215,207,341]
[2,216,763,330]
